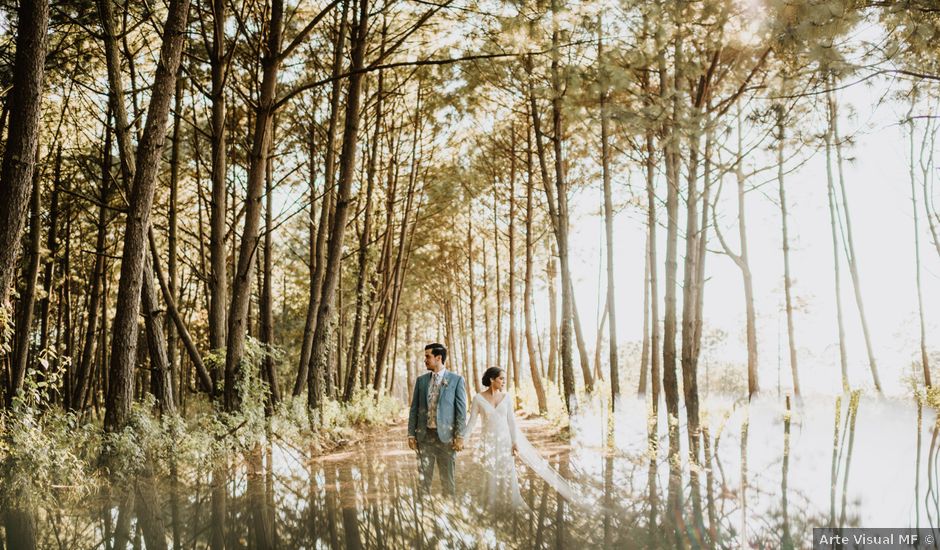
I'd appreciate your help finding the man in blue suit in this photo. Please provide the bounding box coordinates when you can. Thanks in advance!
[408,343,467,496]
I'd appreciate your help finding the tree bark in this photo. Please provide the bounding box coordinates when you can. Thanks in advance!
[38,147,61,364]
[224,0,284,412]
[207,0,229,361]
[0,0,49,313]
[599,21,619,405]
[104,0,190,431]
[309,0,369,410]
[524,124,548,413]
[8,167,41,404]
[167,75,183,406]
[73,117,113,410]
[550,0,580,408]
[295,2,349,397]
[345,48,384,401]
[261,127,281,408]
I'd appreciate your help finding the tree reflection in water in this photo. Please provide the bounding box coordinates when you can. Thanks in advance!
[5,398,938,549]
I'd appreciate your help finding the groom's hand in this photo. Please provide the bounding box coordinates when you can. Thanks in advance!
[452,437,464,452]
[407,436,417,451]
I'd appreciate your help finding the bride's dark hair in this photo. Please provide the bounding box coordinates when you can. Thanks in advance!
[482,367,503,388]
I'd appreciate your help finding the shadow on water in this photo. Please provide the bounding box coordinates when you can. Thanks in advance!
[2,395,939,548]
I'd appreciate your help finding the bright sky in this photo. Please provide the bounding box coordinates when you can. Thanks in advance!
[564,73,939,397]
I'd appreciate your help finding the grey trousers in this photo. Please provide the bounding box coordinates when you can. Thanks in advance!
[417,428,456,496]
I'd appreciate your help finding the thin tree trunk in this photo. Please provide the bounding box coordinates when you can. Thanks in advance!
[777,106,801,396]
[8,167,41,404]
[39,147,62,362]
[468,211,481,393]
[225,0,285,412]
[568,277,594,392]
[261,127,280,407]
[0,0,49,312]
[638,232,650,395]
[310,0,369,410]
[345,45,384,401]
[508,123,520,393]
[547,250,559,385]
[824,84,850,393]
[599,21,619,405]
[829,86,882,393]
[74,117,113,410]
[143,256,175,415]
[104,0,190,431]
[167,75,183,406]
[208,0,229,361]
[645,130,661,410]
[524,124,547,413]
[551,0,579,407]
[909,112,931,388]
[295,2,348,397]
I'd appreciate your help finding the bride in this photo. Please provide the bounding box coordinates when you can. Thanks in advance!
[463,367,589,512]
[462,367,527,511]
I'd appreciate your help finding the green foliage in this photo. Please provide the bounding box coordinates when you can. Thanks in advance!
[0,404,99,512]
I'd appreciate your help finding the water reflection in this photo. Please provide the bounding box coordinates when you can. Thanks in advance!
[2,396,939,549]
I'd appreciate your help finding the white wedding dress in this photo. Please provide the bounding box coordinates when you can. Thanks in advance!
[464,392,527,511]
[463,392,583,512]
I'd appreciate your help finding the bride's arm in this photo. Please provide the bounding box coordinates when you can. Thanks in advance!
[462,396,479,438]
[506,394,518,447]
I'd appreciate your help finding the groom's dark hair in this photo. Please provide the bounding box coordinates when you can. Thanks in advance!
[424,343,447,363]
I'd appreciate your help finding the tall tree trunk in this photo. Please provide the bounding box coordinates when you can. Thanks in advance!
[309,0,369,410]
[714,110,759,399]
[680,113,704,532]
[824,83,850,393]
[598,21,619,405]
[547,250,559,386]
[345,46,384,401]
[568,278,595,392]
[74,117,113,410]
[468,211,481,393]
[524,124,547,413]
[261,128,280,408]
[0,0,49,314]
[8,167,41,404]
[508,123,520,393]
[104,0,190,431]
[39,147,61,363]
[167,75,183,406]
[295,2,349,397]
[224,0,284,412]
[143,256,175,415]
[207,0,229,363]
[550,0,579,408]
[644,130,661,411]
[638,231,650,396]
[660,53,681,422]
[829,86,882,393]
[776,106,801,396]
[909,112,931,388]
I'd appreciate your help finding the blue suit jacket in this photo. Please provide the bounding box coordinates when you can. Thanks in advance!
[408,370,467,444]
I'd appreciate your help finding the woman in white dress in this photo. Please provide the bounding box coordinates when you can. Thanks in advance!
[462,367,527,511]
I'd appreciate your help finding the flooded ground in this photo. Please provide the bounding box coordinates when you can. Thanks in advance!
[2,394,938,549]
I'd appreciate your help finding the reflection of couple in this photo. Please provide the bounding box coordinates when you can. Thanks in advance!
[407,343,559,511]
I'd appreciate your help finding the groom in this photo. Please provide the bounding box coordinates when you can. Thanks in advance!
[408,343,467,496]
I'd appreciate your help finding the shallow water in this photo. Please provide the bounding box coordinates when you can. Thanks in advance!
[2,395,938,549]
